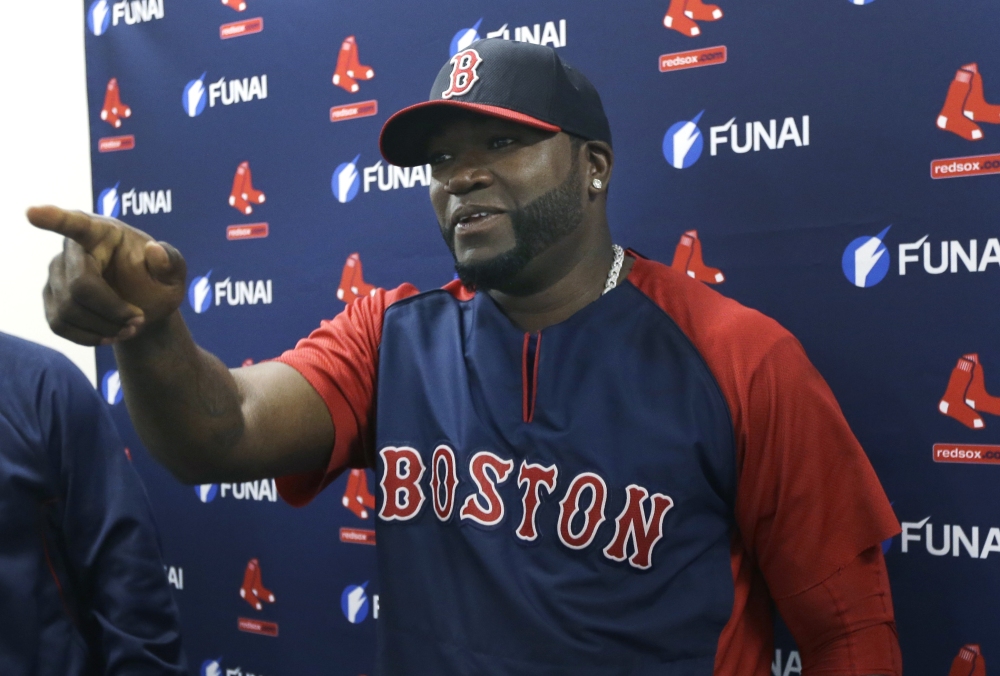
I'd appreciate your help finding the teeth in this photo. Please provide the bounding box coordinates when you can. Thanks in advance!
[459,212,490,224]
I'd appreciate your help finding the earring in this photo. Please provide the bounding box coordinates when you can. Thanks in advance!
[591,178,603,190]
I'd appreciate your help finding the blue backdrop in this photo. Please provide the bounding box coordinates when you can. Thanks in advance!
[84,0,1000,674]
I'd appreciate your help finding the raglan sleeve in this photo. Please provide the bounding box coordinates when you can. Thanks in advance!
[734,331,902,674]
[734,331,899,598]
[273,283,419,507]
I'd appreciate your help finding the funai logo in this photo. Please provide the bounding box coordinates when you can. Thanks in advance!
[88,0,165,36]
[341,582,374,624]
[194,480,278,504]
[183,75,207,118]
[200,658,267,676]
[843,228,1000,288]
[183,72,267,118]
[901,517,1000,560]
[708,115,809,156]
[201,659,223,676]
[187,272,273,314]
[165,565,184,590]
[188,272,213,314]
[97,183,171,217]
[772,649,802,676]
[332,155,433,204]
[101,370,123,406]
[96,183,121,218]
[194,484,219,503]
[332,155,361,204]
[842,226,891,288]
[663,111,809,169]
[663,111,704,169]
[88,0,112,35]
[450,17,567,56]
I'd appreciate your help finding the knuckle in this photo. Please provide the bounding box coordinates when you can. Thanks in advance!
[48,315,68,335]
[55,290,80,319]
[67,278,92,304]
[48,253,63,275]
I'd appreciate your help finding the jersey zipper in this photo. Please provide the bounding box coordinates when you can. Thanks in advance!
[522,332,542,423]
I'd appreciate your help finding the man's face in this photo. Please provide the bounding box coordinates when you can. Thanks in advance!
[427,113,584,292]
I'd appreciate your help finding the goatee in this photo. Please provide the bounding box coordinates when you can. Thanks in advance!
[450,162,584,293]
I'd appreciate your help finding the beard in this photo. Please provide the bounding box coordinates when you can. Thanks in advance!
[448,159,584,293]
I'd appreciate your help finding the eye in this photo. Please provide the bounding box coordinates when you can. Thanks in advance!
[427,151,452,166]
[488,137,515,150]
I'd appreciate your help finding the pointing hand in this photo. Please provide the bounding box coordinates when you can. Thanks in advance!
[27,206,187,346]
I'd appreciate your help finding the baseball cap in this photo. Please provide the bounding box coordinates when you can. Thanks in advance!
[379,39,612,168]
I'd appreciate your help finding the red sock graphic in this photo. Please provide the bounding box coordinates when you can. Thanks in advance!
[239,558,275,611]
[346,36,374,81]
[333,37,361,93]
[239,562,260,610]
[228,162,264,215]
[939,357,985,429]
[676,230,724,283]
[684,0,723,21]
[663,0,701,36]
[221,0,247,11]
[960,63,1000,125]
[100,78,131,129]
[342,469,376,519]
[228,165,251,215]
[962,354,1000,416]
[250,560,275,605]
[240,162,266,205]
[938,68,984,140]
[949,644,985,676]
[671,231,694,272]
[337,253,375,303]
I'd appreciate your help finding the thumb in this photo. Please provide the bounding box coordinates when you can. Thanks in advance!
[144,240,187,285]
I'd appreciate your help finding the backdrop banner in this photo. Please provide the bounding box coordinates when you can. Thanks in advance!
[83,0,999,674]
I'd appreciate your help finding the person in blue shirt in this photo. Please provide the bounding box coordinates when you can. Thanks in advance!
[0,332,186,676]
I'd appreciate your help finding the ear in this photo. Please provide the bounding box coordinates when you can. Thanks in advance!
[584,141,613,197]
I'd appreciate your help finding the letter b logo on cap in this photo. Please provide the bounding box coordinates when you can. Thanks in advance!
[442,48,483,99]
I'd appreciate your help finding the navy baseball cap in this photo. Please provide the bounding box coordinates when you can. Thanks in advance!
[379,39,612,168]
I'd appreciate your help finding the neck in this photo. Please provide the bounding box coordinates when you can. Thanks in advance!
[486,223,631,333]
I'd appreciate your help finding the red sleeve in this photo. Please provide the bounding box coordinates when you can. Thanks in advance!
[776,546,901,676]
[732,331,899,598]
[627,256,899,596]
[273,283,419,507]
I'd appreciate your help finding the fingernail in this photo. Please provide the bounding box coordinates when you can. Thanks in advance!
[127,316,145,329]
[118,326,138,341]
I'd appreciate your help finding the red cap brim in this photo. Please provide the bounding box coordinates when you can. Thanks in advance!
[379,100,561,167]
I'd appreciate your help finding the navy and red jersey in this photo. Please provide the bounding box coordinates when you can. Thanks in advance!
[276,255,900,676]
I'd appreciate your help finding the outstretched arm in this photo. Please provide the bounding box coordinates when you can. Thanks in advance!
[28,206,333,484]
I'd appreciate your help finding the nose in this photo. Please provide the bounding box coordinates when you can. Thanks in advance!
[443,154,494,195]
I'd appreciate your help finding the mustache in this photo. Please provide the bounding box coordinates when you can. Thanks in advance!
[448,158,583,292]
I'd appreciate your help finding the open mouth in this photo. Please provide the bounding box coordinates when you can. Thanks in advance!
[455,211,505,234]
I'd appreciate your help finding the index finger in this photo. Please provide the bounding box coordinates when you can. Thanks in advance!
[26,206,116,252]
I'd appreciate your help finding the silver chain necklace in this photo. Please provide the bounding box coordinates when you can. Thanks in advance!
[602,244,625,295]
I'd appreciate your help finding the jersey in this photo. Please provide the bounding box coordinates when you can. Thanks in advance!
[0,332,186,676]
[275,254,899,676]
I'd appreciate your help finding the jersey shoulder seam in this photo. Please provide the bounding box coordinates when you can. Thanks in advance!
[621,280,739,465]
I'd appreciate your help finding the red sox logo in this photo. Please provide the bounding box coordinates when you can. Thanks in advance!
[378,445,675,570]
[442,48,483,99]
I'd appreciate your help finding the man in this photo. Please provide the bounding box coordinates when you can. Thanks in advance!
[29,40,900,675]
[0,332,186,675]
